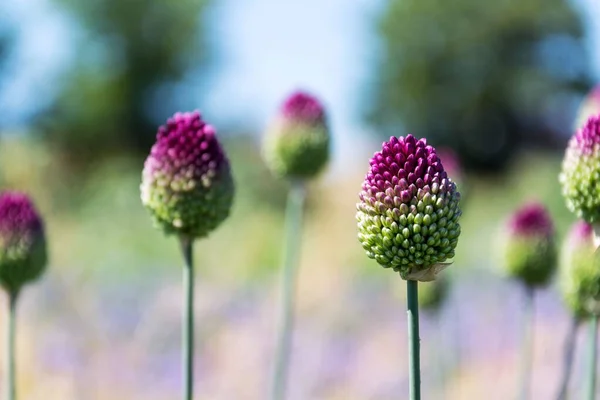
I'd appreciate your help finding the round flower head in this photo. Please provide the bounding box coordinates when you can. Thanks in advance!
[500,202,556,288]
[418,274,449,312]
[560,221,600,318]
[574,85,600,131]
[561,115,600,224]
[0,192,47,294]
[141,111,234,238]
[356,135,462,281]
[263,91,330,179]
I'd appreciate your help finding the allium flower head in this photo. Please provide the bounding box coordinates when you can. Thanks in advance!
[356,135,462,281]
[560,221,600,318]
[0,191,47,294]
[561,115,600,224]
[263,91,330,179]
[575,85,600,131]
[141,111,234,238]
[500,202,556,287]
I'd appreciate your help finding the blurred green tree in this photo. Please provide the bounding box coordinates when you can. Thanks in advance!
[369,0,592,171]
[40,0,210,162]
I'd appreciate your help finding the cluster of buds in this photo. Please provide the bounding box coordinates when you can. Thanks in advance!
[0,191,47,294]
[500,202,556,288]
[263,91,330,180]
[141,111,234,239]
[356,135,462,281]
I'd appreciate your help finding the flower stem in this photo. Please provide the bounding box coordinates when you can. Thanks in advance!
[5,291,17,400]
[556,317,580,400]
[180,236,195,400]
[518,287,535,400]
[270,181,306,400]
[587,314,598,400]
[407,279,421,400]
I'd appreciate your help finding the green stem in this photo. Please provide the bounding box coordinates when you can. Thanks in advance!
[556,317,580,400]
[518,287,535,400]
[180,237,194,400]
[407,279,421,400]
[587,315,598,400]
[270,181,306,400]
[6,291,17,400]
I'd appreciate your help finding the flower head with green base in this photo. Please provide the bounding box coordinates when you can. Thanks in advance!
[0,191,47,295]
[501,202,556,288]
[561,221,600,317]
[561,115,600,225]
[141,111,234,239]
[263,91,330,180]
[356,135,462,282]
[575,86,600,131]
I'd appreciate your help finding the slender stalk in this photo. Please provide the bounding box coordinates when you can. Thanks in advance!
[518,287,535,400]
[180,237,194,400]
[407,279,421,400]
[587,315,598,400]
[5,291,17,400]
[556,317,580,400]
[270,181,306,400]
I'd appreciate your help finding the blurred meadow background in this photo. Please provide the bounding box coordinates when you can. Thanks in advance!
[2,0,600,398]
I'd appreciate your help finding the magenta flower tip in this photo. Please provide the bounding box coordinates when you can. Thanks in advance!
[508,202,554,238]
[281,91,325,125]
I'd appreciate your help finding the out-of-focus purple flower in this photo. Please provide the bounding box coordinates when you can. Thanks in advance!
[263,91,330,179]
[575,85,600,130]
[0,191,47,294]
[141,111,234,238]
[560,220,600,318]
[501,202,556,287]
[356,134,462,281]
[560,115,600,224]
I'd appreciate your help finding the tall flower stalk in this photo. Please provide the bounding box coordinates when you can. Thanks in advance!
[356,135,462,399]
[141,111,234,400]
[263,91,330,400]
[500,202,556,400]
[560,115,600,400]
[0,192,48,400]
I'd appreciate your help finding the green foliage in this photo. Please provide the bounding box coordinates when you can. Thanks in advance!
[40,0,210,160]
[370,0,591,171]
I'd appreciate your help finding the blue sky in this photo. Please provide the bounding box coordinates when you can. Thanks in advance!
[1,0,600,165]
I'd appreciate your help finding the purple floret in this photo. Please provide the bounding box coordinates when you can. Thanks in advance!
[508,202,554,238]
[0,191,43,241]
[281,91,326,126]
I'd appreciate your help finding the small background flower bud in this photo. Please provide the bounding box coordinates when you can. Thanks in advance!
[0,191,47,294]
[560,221,600,318]
[141,111,234,238]
[263,91,330,180]
[560,115,600,224]
[500,202,556,288]
[356,134,462,281]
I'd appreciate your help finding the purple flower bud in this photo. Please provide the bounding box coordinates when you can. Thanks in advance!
[560,221,599,318]
[501,202,556,287]
[141,111,234,238]
[357,135,462,281]
[263,91,330,179]
[560,115,600,223]
[0,191,47,294]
